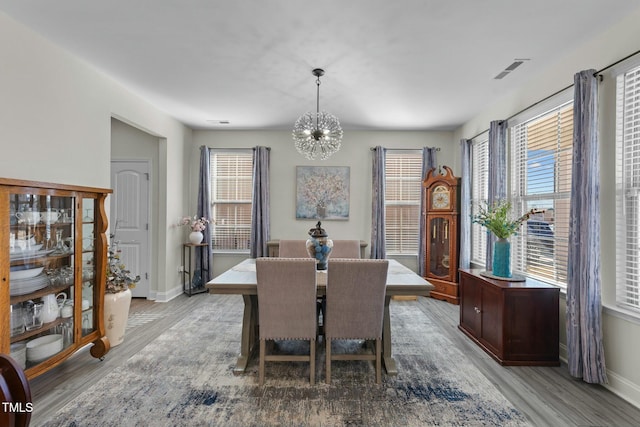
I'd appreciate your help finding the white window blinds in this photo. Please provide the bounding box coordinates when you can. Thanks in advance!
[509,102,573,287]
[385,151,422,254]
[210,150,253,251]
[616,64,640,311]
[470,135,489,266]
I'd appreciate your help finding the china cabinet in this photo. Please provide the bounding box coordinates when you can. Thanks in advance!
[1,178,112,379]
[422,166,460,304]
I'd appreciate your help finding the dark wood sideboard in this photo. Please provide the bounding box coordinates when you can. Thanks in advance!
[458,269,560,366]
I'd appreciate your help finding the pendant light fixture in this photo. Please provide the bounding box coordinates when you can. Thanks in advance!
[292,68,343,160]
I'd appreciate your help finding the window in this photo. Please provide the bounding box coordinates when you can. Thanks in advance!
[470,135,489,266]
[385,151,422,254]
[210,150,253,251]
[616,63,640,311]
[509,102,573,287]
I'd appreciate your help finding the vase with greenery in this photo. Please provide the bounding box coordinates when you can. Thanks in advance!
[472,200,542,278]
[104,238,140,347]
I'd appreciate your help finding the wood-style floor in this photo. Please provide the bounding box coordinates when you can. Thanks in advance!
[29,295,640,426]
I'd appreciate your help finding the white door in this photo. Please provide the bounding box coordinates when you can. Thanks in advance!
[110,160,150,298]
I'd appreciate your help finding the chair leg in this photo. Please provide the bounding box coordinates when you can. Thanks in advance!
[325,338,331,384]
[310,338,316,385]
[375,338,382,384]
[259,339,266,386]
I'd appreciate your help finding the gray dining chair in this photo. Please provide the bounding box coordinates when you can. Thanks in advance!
[324,258,389,384]
[278,240,310,258]
[256,257,318,385]
[329,240,361,258]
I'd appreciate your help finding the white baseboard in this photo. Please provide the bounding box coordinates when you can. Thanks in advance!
[605,369,640,409]
[152,284,185,302]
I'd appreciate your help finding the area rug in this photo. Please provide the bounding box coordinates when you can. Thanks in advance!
[39,295,530,426]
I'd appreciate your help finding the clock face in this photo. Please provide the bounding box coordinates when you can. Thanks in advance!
[432,186,450,209]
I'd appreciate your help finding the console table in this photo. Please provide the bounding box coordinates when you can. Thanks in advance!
[182,243,209,296]
[458,269,560,366]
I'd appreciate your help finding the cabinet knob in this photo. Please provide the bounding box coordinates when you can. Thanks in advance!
[474,306,481,314]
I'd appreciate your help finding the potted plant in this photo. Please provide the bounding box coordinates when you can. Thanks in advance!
[104,237,140,347]
[179,215,211,244]
[472,200,542,278]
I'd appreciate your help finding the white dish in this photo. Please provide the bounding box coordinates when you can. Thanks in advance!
[10,274,50,296]
[26,334,63,363]
[10,243,42,254]
[10,266,44,280]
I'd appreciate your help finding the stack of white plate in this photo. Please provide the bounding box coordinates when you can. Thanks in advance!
[10,273,50,296]
[26,334,63,364]
[10,266,44,280]
[10,342,27,369]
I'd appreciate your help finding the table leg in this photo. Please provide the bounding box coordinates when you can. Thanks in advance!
[234,294,259,374]
[382,295,398,375]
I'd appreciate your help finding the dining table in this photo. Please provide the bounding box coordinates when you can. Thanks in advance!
[206,258,434,376]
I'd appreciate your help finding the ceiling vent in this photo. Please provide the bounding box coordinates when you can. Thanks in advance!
[494,59,530,79]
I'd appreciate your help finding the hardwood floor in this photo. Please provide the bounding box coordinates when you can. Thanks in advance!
[28,294,640,426]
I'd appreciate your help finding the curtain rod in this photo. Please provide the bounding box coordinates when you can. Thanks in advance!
[466,48,640,142]
[370,147,440,151]
[204,146,270,151]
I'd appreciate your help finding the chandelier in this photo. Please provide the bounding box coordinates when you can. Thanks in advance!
[292,68,343,160]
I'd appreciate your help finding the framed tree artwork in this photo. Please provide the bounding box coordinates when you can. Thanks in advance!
[296,166,350,220]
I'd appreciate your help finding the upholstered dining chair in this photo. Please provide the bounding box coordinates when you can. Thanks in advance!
[329,240,361,258]
[278,240,310,258]
[256,257,318,385]
[325,258,389,384]
[0,354,32,427]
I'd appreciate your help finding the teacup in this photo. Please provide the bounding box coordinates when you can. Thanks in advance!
[40,210,61,224]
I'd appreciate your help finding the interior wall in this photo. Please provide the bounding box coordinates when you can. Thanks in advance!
[454,6,640,408]
[191,130,455,277]
[0,11,191,301]
[110,118,160,300]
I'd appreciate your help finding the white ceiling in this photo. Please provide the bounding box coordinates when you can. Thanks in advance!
[1,0,637,131]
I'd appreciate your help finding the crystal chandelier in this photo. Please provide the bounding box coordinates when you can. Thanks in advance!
[292,68,343,160]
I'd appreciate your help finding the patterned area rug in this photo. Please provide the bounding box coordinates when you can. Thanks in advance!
[40,295,530,426]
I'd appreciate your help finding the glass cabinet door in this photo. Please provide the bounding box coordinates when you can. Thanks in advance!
[9,193,75,368]
[81,198,96,338]
[428,217,451,278]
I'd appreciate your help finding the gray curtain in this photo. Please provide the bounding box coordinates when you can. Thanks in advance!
[196,145,213,283]
[485,120,508,270]
[250,146,270,258]
[459,139,472,270]
[418,147,438,276]
[566,69,607,384]
[370,146,386,259]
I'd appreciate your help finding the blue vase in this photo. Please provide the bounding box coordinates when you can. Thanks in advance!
[492,238,512,278]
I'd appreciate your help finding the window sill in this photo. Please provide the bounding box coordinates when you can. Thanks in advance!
[602,304,640,325]
[213,250,250,255]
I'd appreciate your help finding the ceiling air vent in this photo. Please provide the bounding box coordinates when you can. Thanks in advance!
[494,59,530,79]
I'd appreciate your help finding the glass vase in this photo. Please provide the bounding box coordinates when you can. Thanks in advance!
[492,237,512,278]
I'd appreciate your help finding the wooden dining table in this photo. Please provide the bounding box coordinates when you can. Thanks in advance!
[206,258,434,376]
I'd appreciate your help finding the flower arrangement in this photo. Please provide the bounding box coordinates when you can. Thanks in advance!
[472,200,543,239]
[106,237,141,294]
[179,215,211,232]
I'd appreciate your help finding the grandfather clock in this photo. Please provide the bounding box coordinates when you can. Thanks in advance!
[423,165,460,304]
